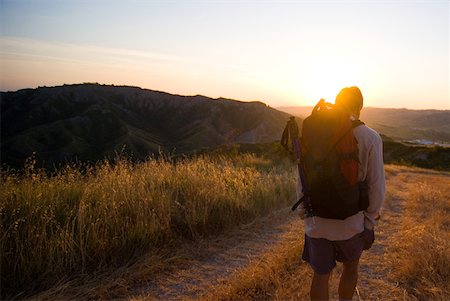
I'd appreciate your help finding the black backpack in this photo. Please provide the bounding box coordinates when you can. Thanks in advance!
[291,100,369,219]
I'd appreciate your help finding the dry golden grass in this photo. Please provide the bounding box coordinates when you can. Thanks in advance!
[3,160,448,300]
[192,165,450,301]
[182,165,449,301]
[0,154,295,298]
[385,168,450,300]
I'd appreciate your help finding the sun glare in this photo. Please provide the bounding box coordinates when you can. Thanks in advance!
[298,60,364,106]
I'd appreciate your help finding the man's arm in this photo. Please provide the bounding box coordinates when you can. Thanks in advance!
[364,134,386,230]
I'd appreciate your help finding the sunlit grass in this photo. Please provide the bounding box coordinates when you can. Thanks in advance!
[197,165,450,301]
[0,154,296,298]
[386,169,450,300]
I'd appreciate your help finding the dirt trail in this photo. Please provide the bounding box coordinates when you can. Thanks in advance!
[129,169,436,300]
[129,207,304,300]
[343,171,413,300]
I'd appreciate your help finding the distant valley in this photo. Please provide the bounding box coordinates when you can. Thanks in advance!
[277,106,450,145]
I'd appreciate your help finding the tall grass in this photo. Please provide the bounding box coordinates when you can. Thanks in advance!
[0,154,296,298]
[386,174,450,300]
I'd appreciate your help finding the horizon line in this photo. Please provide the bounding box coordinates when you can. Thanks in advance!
[1,82,449,111]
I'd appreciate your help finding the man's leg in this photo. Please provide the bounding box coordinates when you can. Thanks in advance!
[338,259,359,300]
[310,271,331,300]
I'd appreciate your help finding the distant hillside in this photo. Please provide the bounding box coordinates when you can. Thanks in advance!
[277,106,450,144]
[209,140,450,171]
[1,84,292,168]
[381,135,450,171]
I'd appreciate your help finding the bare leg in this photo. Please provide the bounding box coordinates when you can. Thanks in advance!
[310,271,331,300]
[339,259,359,299]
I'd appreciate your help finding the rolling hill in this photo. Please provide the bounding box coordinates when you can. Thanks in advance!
[1,84,292,168]
[2,84,449,171]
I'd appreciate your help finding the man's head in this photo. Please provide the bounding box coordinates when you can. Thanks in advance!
[335,86,363,117]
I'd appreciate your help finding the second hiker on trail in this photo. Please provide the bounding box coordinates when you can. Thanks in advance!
[289,86,386,301]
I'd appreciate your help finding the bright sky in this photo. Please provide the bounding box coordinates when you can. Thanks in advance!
[0,0,449,109]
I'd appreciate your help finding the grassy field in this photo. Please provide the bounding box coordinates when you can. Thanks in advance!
[170,165,448,301]
[0,154,296,298]
[385,166,450,299]
[2,157,449,300]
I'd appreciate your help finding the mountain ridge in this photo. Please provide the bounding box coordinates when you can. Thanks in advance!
[1,83,291,167]
[3,84,449,170]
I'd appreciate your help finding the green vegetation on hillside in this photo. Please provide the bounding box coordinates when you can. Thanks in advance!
[209,141,450,172]
[382,137,450,171]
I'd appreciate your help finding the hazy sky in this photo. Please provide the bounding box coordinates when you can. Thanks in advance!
[1,0,449,109]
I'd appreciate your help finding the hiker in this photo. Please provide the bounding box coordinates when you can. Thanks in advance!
[296,87,386,300]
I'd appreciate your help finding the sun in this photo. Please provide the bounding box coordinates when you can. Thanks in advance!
[296,59,364,106]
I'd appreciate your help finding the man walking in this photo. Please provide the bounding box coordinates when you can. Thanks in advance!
[297,86,386,300]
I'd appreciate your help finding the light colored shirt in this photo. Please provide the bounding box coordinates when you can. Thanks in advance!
[297,123,386,241]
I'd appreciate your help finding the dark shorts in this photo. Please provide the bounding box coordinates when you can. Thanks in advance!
[302,228,374,274]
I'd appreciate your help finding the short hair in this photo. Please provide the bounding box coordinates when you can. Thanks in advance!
[335,86,363,111]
